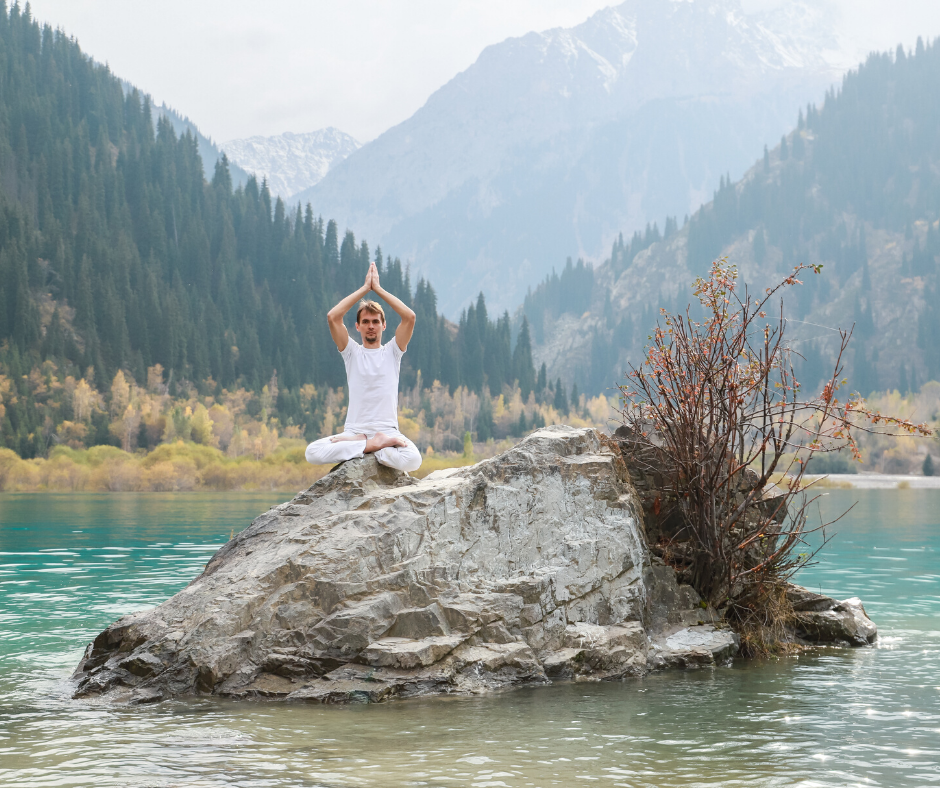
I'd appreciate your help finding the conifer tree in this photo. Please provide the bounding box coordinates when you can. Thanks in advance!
[513,317,536,398]
[478,388,493,441]
[553,378,568,413]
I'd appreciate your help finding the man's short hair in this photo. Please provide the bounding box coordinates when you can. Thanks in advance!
[356,300,386,324]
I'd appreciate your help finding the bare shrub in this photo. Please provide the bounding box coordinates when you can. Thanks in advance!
[618,260,930,643]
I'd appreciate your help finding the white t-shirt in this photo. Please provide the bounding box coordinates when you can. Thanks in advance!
[340,338,405,435]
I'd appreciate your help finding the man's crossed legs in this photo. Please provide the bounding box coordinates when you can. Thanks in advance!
[305,430,422,473]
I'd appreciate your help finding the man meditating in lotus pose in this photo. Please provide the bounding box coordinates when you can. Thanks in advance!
[305,261,422,473]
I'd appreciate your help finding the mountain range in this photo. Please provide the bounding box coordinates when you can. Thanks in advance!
[221,128,360,200]
[4,0,938,462]
[296,0,852,316]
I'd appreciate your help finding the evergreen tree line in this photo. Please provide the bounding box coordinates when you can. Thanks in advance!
[521,220,688,395]
[0,3,537,454]
[686,38,940,274]
[523,257,595,344]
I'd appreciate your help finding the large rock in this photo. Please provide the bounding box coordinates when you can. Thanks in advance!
[72,427,737,704]
[71,426,872,705]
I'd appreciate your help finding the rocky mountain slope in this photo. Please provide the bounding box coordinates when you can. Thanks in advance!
[297,0,849,315]
[222,128,360,200]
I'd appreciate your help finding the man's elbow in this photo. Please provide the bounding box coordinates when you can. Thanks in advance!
[403,311,416,328]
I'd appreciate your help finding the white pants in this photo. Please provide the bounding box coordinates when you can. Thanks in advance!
[305,429,422,473]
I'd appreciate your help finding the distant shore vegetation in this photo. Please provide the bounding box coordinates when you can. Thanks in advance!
[0,359,616,492]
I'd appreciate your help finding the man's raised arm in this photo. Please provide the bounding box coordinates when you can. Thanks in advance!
[369,262,416,351]
[327,267,373,351]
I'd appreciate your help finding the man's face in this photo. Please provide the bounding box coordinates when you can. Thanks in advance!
[356,311,385,346]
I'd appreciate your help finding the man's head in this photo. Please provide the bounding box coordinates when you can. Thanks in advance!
[355,300,386,347]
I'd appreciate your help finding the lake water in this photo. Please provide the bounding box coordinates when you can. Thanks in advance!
[0,490,937,788]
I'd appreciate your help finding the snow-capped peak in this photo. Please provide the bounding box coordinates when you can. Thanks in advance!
[221,128,360,201]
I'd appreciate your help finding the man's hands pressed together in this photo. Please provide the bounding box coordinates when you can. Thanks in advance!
[326,260,416,353]
[367,260,416,352]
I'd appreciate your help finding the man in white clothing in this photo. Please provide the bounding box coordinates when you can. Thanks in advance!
[304,261,422,473]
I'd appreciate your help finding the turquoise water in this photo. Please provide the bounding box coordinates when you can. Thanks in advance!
[0,490,938,787]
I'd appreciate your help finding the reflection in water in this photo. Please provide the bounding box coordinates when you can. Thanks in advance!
[0,490,937,787]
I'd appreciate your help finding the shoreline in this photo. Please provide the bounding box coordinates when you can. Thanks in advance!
[805,473,940,489]
[0,441,484,493]
[5,472,939,495]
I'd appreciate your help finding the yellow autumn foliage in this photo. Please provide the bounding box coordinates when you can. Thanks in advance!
[0,440,333,492]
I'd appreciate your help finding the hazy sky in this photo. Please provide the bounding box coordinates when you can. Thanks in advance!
[24,0,940,145]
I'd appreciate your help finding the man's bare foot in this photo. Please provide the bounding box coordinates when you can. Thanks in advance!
[364,432,407,453]
[330,433,367,443]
